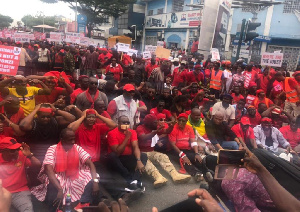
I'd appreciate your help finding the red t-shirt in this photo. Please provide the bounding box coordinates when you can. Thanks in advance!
[204,69,211,79]
[70,88,86,104]
[122,54,132,66]
[145,64,158,78]
[0,151,31,193]
[172,68,187,86]
[150,107,172,119]
[168,124,194,150]
[186,71,204,85]
[231,124,255,144]
[107,128,137,155]
[243,70,258,89]
[194,98,209,107]
[35,87,64,104]
[136,125,154,152]
[98,53,112,63]
[244,112,261,128]
[231,93,244,105]
[106,64,123,81]
[4,107,25,137]
[245,94,257,108]
[258,74,270,92]
[279,126,300,148]
[75,123,106,162]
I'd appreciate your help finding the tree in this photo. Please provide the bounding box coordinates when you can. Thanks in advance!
[0,14,13,29]
[21,14,57,28]
[40,0,137,37]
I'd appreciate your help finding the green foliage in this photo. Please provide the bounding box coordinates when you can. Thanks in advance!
[21,15,57,28]
[0,14,13,29]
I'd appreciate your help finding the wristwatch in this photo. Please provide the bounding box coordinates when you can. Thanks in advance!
[93,178,99,183]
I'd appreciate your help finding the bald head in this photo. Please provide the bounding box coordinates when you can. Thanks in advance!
[213,111,224,125]
[191,108,201,123]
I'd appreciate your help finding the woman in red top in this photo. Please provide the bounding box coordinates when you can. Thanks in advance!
[105,58,123,82]
[254,90,274,108]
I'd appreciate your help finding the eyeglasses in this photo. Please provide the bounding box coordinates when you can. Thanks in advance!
[120,121,130,125]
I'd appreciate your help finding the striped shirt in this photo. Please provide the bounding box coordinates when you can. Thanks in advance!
[31,144,92,203]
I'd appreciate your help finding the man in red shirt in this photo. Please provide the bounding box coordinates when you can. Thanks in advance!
[105,58,123,82]
[136,114,190,188]
[150,99,174,121]
[70,75,89,104]
[258,67,270,93]
[0,137,41,212]
[244,106,261,128]
[231,117,257,150]
[98,49,113,68]
[280,120,300,151]
[145,58,158,79]
[254,89,274,108]
[107,116,147,192]
[68,109,116,162]
[169,113,204,182]
[172,61,188,87]
[243,65,259,89]
[245,82,257,108]
[186,65,204,86]
[191,38,199,54]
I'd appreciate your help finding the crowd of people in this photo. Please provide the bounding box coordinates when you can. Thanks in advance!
[0,39,300,212]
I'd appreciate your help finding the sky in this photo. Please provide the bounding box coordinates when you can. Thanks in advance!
[0,0,76,26]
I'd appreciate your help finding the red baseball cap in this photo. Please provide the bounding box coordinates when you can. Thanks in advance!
[123,84,135,92]
[240,117,251,125]
[177,113,188,120]
[248,82,257,88]
[261,117,272,123]
[0,137,21,150]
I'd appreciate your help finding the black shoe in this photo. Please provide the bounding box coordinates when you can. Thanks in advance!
[137,181,145,192]
[122,188,143,205]
[194,172,204,182]
[125,180,139,192]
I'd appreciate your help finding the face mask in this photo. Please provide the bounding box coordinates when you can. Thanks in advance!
[120,124,130,130]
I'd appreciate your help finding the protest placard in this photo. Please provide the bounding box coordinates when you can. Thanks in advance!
[145,45,157,53]
[49,32,62,42]
[261,52,283,67]
[210,48,220,61]
[80,37,91,46]
[14,33,34,43]
[65,32,81,44]
[117,43,130,52]
[157,41,164,47]
[128,49,138,56]
[155,46,171,59]
[0,45,21,76]
[143,51,152,59]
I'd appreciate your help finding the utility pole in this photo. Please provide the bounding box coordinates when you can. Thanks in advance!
[235,19,246,61]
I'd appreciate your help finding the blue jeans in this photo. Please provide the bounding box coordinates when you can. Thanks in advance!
[221,141,239,150]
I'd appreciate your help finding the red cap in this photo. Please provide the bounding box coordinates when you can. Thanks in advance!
[261,117,272,123]
[240,117,251,125]
[16,41,21,45]
[292,71,300,77]
[247,105,256,109]
[271,108,282,114]
[248,82,257,88]
[177,113,188,120]
[157,113,166,120]
[86,109,96,115]
[195,64,201,69]
[256,89,265,95]
[79,75,89,80]
[0,137,21,150]
[123,84,135,92]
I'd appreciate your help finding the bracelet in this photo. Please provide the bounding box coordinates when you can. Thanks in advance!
[27,153,34,159]
[136,158,141,161]
[179,151,184,157]
[181,154,187,159]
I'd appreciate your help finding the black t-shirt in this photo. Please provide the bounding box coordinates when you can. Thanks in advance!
[205,120,237,145]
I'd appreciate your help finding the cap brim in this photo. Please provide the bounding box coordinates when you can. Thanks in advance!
[7,143,21,150]
[124,88,135,92]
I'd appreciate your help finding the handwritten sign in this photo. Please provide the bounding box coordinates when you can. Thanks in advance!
[145,45,157,53]
[65,32,81,44]
[117,43,130,52]
[49,32,63,42]
[128,49,138,56]
[14,33,34,43]
[143,51,152,59]
[261,52,283,67]
[0,45,21,76]
[210,48,220,61]
[155,47,171,59]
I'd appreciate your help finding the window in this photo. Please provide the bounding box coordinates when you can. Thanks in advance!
[148,10,153,16]
[283,0,300,13]
[157,8,164,14]
[172,0,184,12]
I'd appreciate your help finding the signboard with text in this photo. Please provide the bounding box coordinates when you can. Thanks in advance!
[211,48,220,61]
[14,33,34,43]
[0,45,21,76]
[49,32,63,42]
[117,43,130,53]
[143,51,151,59]
[128,49,138,56]
[65,32,81,44]
[145,45,157,53]
[261,52,283,67]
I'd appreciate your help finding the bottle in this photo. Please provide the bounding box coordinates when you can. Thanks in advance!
[64,194,72,212]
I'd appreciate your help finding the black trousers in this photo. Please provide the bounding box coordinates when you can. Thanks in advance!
[107,152,147,184]
[161,198,203,212]
[172,150,203,176]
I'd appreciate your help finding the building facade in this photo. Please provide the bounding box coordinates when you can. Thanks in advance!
[142,0,203,51]
[230,0,300,71]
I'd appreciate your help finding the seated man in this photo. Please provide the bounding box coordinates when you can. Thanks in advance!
[168,113,204,182]
[107,116,147,192]
[0,137,41,212]
[68,109,116,162]
[232,98,247,124]
[136,114,191,188]
[231,117,257,150]
[211,94,235,128]
[244,105,262,128]
[31,128,100,212]
[150,99,174,121]
[253,117,291,155]
[280,120,300,152]
[205,111,240,150]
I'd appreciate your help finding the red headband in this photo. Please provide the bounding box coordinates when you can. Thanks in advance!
[38,108,53,114]
[86,109,96,115]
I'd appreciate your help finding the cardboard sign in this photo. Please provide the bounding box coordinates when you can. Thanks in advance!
[14,33,34,43]
[0,45,21,76]
[155,46,171,59]
[117,43,130,52]
[65,32,81,44]
[261,52,283,67]
[145,45,157,53]
[128,49,138,56]
[143,51,152,59]
[210,48,220,61]
[157,41,164,47]
[49,32,63,42]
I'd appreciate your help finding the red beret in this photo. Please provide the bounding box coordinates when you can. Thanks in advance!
[177,113,188,120]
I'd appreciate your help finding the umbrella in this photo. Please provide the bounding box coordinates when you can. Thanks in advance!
[32,25,55,29]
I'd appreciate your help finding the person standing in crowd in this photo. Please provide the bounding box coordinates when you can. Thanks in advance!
[172,60,187,87]
[106,58,123,82]
[37,43,50,73]
[145,58,158,79]
[53,45,65,72]
[185,64,204,86]
[133,55,145,86]
[243,64,259,90]
[15,42,32,75]
[63,45,75,75]
[70,75,89,104]
[209,61,223,99]
[85,46,99,77]
[222,61,233,94]
[149,60,169,94]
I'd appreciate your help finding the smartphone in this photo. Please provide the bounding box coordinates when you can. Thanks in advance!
[217,149,246,166]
